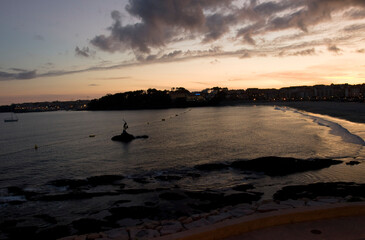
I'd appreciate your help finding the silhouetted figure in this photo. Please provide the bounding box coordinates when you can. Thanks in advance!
[112,119,148,143]
[123,119,128,132]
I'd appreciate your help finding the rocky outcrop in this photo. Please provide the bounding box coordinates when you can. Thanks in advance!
[111,130,148,142]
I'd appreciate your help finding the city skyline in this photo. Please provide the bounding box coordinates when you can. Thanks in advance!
[1,0,365,105]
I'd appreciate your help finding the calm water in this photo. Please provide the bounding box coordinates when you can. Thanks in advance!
[0,106,364,237]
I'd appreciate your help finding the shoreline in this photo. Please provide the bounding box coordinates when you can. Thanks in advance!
[261,101,365,124]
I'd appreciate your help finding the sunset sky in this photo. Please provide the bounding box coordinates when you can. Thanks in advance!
[1,0,365,105]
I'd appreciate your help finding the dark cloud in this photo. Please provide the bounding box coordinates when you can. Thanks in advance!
[0,70,37,81]
[356,49,365,53]
[88,0,365,60]
[328,45,342,53]
[75,46,93,58]
[91,0,234,53]
[291,48,316,56]
[88,84,99,87]
[203,13,236,43]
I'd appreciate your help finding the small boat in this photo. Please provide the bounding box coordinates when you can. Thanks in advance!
[4,113,18,122]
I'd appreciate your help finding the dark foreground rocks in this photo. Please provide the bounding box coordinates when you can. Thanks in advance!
[274,182,365,201]
[195,156,342,176]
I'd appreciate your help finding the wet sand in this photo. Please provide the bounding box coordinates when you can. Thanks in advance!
[270,101,365,124]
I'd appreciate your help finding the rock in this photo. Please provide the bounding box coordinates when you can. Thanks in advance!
[113,200,131,206]
[74,236,87,240]
[130,228,159,240]
[232,184,255,192]
[7,186,40,200]
[181,217,193,224]
[160,221,184,236]
[207,212,232,224]
[316,197,341,204]
[87,175,124,186]
[86,233,102,239]
[36,225,70,240]
[144,221,160,229]
[184,218,210,230]
[58,235,77,240]
[231,157,342,176]
[224,192,263,206]
[279,199,306,208]
[38,190,119,201]
[48,179,89,189]
[346,161,360,165]
[106,206,159,221]
[155,175,182,181]
[306,201,329,207]
[133,177,150,184]
[34,214,57,224]
[111,131,135,142]
[273,182,365,201]
[257,203,292,212]
[228,208,254,218]
[104,228,129,239]
[116,218,142,227]
[72,219,110,234]
[194,163,229,171]
[119,188,155,194]
[159,192,186,200]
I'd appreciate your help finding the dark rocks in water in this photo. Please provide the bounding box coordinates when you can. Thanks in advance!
[7,186,40,201]
[34,214,57,224]
[159,192,186,201]
[155,175,183,181]
[3,226,38,240]
[119,188,155,194]
[194,163,229,171]
[346,161,361,166]
[273,182,365,201]
[113,199,131,206]
[72,218,112,234]
[232,184,255,192]
[111,130,148,143]
[107,206,160,221]
[48,179,89,188]
[133,177,150,184]
[185,191,224,202]
[231,156,342,176]
[87,175,124,186]
[188,191,262,212]
[48,175,124,190]
[37,225,70,240]
[223,192,263,206]
[38,191,120,201]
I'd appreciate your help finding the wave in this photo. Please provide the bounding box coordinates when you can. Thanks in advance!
[275,106,365,146]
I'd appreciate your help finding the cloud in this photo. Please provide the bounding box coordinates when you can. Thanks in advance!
[0,70,37,81]
[87,0,365,60]
[290,48,316,56]
[88,84,99,87]
[328,45,342,53]
[75,46,93,58]
[90,0,234,54]
[357,49,365,53]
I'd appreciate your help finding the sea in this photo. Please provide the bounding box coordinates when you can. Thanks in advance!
[0,105,364,238]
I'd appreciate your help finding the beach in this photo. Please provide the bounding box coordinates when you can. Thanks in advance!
[272,101,365,124]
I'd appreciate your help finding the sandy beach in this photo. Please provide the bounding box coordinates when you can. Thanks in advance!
[271,101,365,124]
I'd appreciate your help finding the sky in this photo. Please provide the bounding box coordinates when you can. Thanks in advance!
[1,0,365,105]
